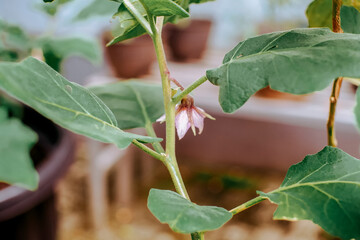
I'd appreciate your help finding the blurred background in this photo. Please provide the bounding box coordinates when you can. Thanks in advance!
[0,0,358,239]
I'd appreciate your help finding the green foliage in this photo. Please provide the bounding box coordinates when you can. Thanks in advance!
[148,189,232,233]
[109,0,206,45]
[306,0,360,29]
[74,0,120,21]
[0,108,38,190]
[0,19,31,62]
[40,0,73,16]
[36,37,102,72]
[0,57,160,149]
[206,28,360,113]
[89,81,164,130]
[341,6,360,33]
[259,146,360,240]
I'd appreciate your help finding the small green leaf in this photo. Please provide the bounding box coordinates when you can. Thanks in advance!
[36,37,101,71]
[141,0,189,18]
[148,189,232,233]
[0,109,39,190]
[0,19,31,61]
[259,146,360,240]
[206,28,360,113]
[306,0,360,29]
[89,81,164,130]
[341,6,360,34]
[109,0,190,44]
[74,0,119,21]
[0,57,160,149]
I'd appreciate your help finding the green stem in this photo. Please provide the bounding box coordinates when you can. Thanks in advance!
[172,75,208,104]
[230,196,267,215]
[132,140,165,162]
[152,16,190,199]
[151,16,201,240]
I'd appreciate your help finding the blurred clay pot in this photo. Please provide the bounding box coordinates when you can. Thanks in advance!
[104,34,156,79]
[166,19,212,62]
[256,86,308,101]
[0,107,75,240]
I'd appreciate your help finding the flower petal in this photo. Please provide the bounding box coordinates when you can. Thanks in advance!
[175,109,190,139]
[192,108,205,134]
[156,114,166,123]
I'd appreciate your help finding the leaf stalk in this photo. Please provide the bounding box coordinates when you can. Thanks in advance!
[230,196,267,215]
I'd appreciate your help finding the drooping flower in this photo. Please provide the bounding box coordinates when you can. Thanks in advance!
[157,96,214,140]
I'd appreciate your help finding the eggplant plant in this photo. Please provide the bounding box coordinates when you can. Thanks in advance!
[1,0,360,239]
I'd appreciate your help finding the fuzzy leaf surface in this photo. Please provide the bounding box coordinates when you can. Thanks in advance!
[0,109,38,190]
[259,146,360,240]
[89,81,164,129]
[0,57,159,148]
[206,28,360,113]
[148,189,232,233]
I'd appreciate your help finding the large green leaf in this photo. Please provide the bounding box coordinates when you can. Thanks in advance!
[148,189,232,233]
[74,0,119,21]
[0,57,160,148]
[89,81,164,130]
[36,37,101,72]
[0,108,39,190]
[306,0,360,29]
[259,146,360,240]
[206,28,360,113]
[341,6,360,33]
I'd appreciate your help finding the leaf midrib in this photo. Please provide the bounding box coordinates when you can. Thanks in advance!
[270,180,360,194]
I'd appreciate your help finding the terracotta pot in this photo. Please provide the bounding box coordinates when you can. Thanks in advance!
[256,86,308,101]
[166,19,212,62]
[0,107,75,240]
[104,34,156,79]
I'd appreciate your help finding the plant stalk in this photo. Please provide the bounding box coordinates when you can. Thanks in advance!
[152,17,190,199]
[327,0,343,147]
[172,75,208,104]
[151,16,203,240]
[132,140,165,161]
[230,196,267,215]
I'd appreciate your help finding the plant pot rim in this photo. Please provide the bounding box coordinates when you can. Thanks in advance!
[0,128,75,221]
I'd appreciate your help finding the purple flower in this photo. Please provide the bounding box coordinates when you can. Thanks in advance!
[157,97,214,140]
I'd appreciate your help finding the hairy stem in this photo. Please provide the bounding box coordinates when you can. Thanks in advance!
[172,75,208,104]
[152,17,190,199]
[332,0,343,33]
[327,0,343,147]
[132,140,165,161]
[152,16,202,240]
[230,196,267,215]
